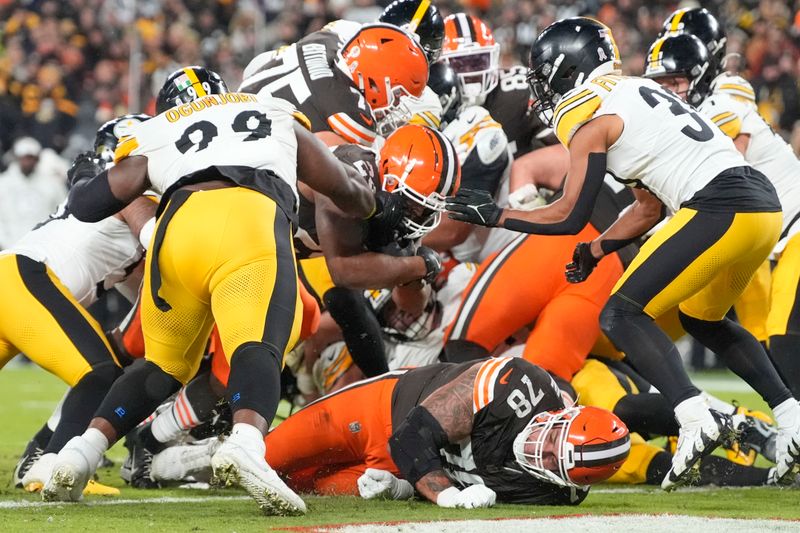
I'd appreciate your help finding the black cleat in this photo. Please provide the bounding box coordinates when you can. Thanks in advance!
[121,427,161,489]
[13,440,44,489]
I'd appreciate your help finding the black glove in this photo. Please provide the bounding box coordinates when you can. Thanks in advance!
[445,188,502,227]
[416,246,443,284]
[67,151,104,189]
[565,242,600,284]
[365,191,406,250]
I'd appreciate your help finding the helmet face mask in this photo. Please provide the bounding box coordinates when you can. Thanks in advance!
[382,159,445,239]
[441,14,500,106]
[644,34,714,106]
[372,85,416,137]
[527,60,559,127]
[94,113,150,167]
[513,407,582,488]
[427,62,461,128]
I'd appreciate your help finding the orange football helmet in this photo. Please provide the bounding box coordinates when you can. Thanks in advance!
[440,13,500,106]
[342,23,429,136]
[379,124,461,239]
[513,406,630,488]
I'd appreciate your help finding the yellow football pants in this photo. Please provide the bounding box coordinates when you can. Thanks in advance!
[297,256,336,305]
[767,232,800,337]
[142,187,303,384]
[0,254,118,385]
[613,208,781,321]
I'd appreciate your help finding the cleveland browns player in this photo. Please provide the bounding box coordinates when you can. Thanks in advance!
[649,8,800,400]
[43,67,378,515]
[239,23,428,145]
[446,17,800,490]
[151,357,630,506]
[3,114,155,495]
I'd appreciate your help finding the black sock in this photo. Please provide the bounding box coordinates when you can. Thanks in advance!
[768,334,800,397]
[184,371,222,420]
[324,287,389,377]
[94,359,182,441]
[601,295,700,407]
[613,393,679,437]
[45,362,122,453]
[32,423,54,449]
[680,312,792,409]
[443,339,490,363]
[226,342,282,423]
[645,451,672,485]
[698,455,770,486]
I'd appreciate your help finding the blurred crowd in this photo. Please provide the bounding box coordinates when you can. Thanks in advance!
[0,0,798,247]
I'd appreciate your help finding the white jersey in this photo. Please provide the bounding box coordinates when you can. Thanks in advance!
[554,75,746,214]
[3,202,143,307]
[699,73,800,253]
[443,105,515,262]
[115,92,304,206]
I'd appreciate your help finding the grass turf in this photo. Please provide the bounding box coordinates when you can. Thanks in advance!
[0,364,798,532]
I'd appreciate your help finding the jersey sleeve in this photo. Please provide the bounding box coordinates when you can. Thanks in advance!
[113,135,140,163]
[258,93,312,130]
[699,93,747,139]
[713,75,756,104]
[472,357,564,415]
[406,86,443,129]
[552,84,603,147]
[327,110,377,146]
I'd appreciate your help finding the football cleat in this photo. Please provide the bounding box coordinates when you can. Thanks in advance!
[662,409,736,491]
[14,440,45,489]
[121,427,160,489]
[21,452,57,492]
[773,401,800,483]
[82,479,120,496]
[42,441,96,502]
[151,437,222,483]
[211,439,306,516]
[727,405,777,465]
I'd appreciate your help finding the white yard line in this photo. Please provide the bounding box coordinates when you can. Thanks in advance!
[0,495,250,509]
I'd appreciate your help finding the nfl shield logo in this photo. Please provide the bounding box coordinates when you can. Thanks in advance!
[174,73,193,91]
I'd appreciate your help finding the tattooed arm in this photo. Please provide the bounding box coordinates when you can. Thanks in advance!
[413,364,481,503]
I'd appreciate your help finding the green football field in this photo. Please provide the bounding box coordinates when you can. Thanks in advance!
[1,365,798,532]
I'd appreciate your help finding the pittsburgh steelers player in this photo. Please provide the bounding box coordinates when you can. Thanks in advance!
[43,67,377,515]
[446,17,800,490]
[650,8,800,400]
[2,114,156,494]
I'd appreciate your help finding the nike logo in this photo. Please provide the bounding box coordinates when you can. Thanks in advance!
[499,368,513,385]
[360,113,374,127]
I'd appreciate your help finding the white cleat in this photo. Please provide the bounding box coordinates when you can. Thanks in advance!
[211,439,306,516]
[42,438,96,502]
[151,437,223,483]
[21,452,58,493]
[773,401,800,483]
[662,409,734,491]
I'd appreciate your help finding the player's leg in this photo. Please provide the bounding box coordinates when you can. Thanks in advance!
[733,260,771,345]
[444,234,550,362]
[766,232,800,397]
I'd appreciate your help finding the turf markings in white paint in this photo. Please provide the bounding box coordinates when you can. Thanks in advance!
[0,495,250,509]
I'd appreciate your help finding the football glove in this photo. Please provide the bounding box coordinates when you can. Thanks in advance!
[67,151,105,189]
[365,191,406,249]
[436,484,496,509]
[565,242,600,284]
[416,246,443,284]
[445,188,502,227]
[357,468,414,500]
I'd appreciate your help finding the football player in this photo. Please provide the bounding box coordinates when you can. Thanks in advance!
[648,8,800,399]
[153,357,630,506]
[446,17,800,490]
[239,23,428,146]
[43,66,378,515]
[5,114,155,494]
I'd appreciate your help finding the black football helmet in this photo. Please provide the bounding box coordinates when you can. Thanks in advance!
[379,0,444,63]
[156,66,228,114]
[659,8,726,78]
[427,62,461,127]
[527,17,619,126]
[644,34,714,107]
[94,113,151,164]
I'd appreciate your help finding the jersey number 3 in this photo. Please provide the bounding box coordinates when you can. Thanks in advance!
[638,86,713,142]
[175,111,272,154]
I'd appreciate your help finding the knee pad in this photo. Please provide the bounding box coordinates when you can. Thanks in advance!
[87,360,123,386]
[443,340,489,363]
[600,294,643,335]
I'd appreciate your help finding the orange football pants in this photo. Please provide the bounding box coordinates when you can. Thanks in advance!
[444,224,624,381]
[264,375,400,495]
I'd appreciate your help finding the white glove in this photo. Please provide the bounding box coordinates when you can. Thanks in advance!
[436,484,496,509]
[508,183,546,211]
[357,468,414,500]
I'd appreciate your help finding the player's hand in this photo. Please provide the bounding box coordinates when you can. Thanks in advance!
[436,485,497,509]
[416,246,443,284]
[365,191,406,249]
[357,468,414,500]
[565,242,600,284]
[67,151,104,188]
[445,188,502,227]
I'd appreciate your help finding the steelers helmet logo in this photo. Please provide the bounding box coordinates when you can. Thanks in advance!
[112,117,144,139]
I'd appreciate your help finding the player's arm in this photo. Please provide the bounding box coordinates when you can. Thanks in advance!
[67,154,150,222]
[446,115,622,235]
[117,195,158,249]
[315,195,429,289]
[733,133,751,155]
[389,364,480,505]
[294,122,376,219]
[509,143,570,192]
